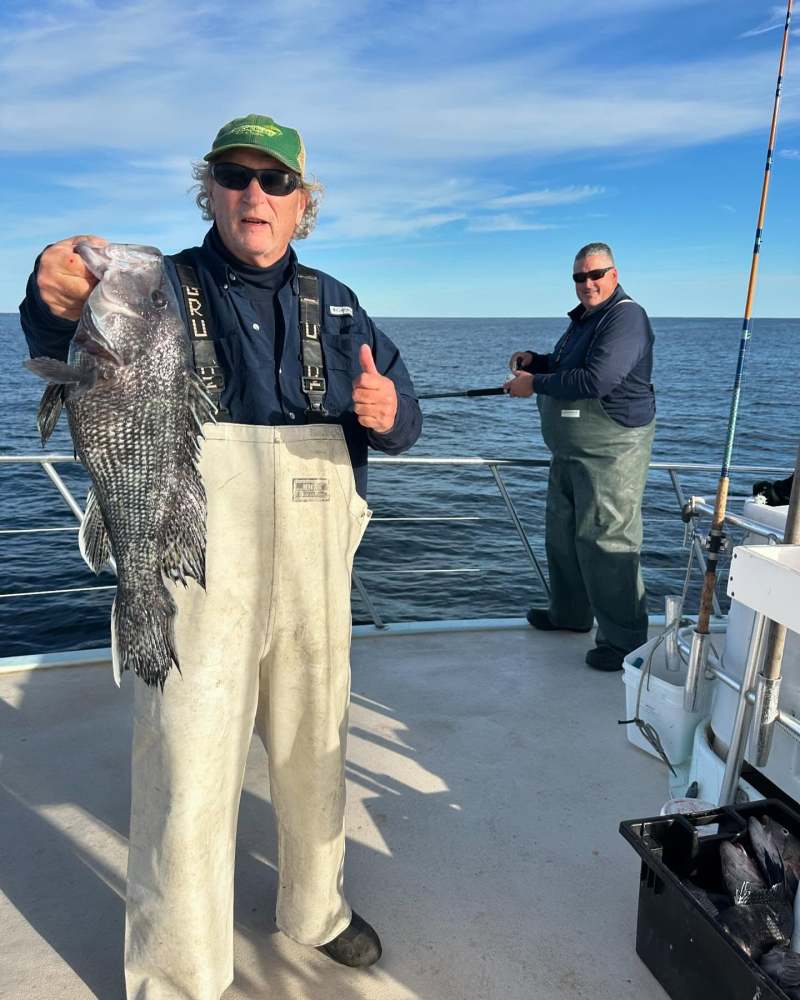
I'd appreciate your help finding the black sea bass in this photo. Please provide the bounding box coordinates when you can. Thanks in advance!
[25,242,215,688]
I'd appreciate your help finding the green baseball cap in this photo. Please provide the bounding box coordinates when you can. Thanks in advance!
[204,114,306,176]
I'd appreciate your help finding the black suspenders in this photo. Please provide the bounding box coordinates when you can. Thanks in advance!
[173,255,230,421]
[172,255,327,421]
[296,264,327,418]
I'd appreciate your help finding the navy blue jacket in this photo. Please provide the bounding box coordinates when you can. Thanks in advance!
[19,231,422,498]
[523,284,655,427]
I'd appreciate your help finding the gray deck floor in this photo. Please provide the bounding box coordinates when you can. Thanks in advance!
[0,625,669,1000]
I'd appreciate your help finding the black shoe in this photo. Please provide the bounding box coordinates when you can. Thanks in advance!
[585,644,625,672]
[319,911,382,968]
[526,608,592,633]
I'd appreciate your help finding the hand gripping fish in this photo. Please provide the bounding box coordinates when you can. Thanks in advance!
[25,242,215,689]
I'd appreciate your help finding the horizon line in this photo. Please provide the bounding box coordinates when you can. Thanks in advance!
[1,312,798,322]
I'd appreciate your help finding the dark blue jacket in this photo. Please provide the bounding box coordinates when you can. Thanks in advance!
[19,231,422,498]
[523,284,655,427]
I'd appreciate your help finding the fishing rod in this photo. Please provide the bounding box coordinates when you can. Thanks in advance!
[418,386,507,400]
[684,0,794,716]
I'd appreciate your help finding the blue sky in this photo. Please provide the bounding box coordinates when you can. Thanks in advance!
[1,0,798,317]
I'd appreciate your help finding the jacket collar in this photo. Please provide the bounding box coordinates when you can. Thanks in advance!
[567,283,627,322]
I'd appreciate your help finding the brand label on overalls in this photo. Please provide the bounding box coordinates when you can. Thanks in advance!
[561,409,581,418]
[329,305,353,316]
[292,478,330,502]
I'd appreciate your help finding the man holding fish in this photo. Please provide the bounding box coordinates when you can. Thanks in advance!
[20,114,421,999]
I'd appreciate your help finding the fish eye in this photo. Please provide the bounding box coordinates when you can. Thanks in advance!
[151,290,167,309]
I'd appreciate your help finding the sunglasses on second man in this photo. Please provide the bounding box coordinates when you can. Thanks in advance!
[573,265,615,284]
[211,162,301,197]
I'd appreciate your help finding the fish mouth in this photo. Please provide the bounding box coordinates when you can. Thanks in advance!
[75,242,112,280]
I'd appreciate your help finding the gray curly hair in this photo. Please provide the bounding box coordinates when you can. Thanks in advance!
[190,161,323,240]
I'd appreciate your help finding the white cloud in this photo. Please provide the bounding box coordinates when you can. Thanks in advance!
[1,0,798,312]
[486,186,605,209]
[740,6,789,38]
[467,216,559,232]
[1,1,794,164]
[779,148,800,159]
[317,210,465,241]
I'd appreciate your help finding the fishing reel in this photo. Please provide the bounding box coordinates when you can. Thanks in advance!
[680,498,732,555]
[680,497,703,549]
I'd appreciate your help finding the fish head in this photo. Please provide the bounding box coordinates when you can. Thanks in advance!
[75,243,180,365]
[763,817,792,855]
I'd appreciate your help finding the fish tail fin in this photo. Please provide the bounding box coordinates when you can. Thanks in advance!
[111,581,180,690]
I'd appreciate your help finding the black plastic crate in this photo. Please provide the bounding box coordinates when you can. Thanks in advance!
[620,799,800,1000]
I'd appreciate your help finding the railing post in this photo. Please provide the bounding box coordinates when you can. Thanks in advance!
[352,570,386,630]
[41,461,86,523]
[487,463,550,598]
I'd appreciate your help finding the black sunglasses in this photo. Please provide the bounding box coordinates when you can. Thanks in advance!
[211,162,301,196]
[573,266,615,283]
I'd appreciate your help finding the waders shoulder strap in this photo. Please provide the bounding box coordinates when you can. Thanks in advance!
[585,297,636,357]
[296,264,327,418]
[171,252,230,420]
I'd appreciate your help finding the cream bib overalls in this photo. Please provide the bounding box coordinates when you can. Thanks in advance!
[124,422,370,1000]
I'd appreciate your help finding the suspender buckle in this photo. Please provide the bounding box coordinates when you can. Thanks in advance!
[301,322,320,340]
[197,365,225,390]
[302,376,327,394]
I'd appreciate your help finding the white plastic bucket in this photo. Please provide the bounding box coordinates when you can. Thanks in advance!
[622,636,712,766]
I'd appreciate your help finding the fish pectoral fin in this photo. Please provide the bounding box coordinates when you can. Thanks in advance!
[79,488,113,573]
[25,357,83,383]
[35,383,66,445]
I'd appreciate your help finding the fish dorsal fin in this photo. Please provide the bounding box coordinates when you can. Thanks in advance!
[160,469,207,588]
[188,370,218,434]
[79,488,113,573]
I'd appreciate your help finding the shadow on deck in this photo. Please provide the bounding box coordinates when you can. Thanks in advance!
[0,625,669,1000]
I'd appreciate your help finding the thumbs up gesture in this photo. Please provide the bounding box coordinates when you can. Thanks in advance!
[352,343,398,434]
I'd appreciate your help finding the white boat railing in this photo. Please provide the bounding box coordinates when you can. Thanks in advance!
[0,454,792,669]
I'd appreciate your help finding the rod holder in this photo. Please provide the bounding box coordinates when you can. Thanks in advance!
[719,611,769,806]
[664,595,682,671]
[684,630,711,712]
[749,674,782,767]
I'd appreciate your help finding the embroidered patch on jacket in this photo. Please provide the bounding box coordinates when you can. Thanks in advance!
[329,305,354,316]
[292,478,330,501]
[561,409,581,418]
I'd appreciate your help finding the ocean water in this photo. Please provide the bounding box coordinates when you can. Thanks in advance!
[1,312,796,657]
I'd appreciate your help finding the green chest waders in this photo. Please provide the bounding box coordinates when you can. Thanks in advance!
[537,393,655,653]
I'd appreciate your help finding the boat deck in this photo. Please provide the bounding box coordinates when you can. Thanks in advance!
[1,624,669,1000]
